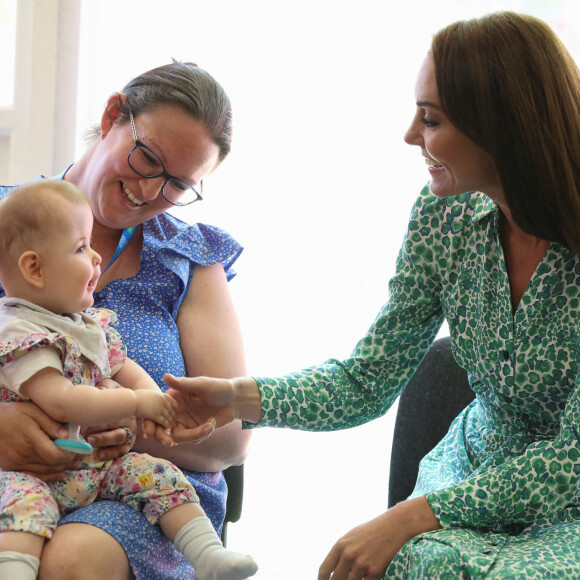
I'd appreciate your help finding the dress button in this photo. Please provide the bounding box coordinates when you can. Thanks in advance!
[483,549,492,555]
[502,350,510,361]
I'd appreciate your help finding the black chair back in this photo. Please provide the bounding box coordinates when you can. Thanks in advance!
[388,336,473,508]
[221,464,244,545]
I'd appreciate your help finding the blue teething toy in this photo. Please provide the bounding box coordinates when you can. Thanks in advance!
[54,423,93,455]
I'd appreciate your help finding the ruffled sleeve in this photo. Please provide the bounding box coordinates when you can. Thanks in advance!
[0,332,74,397]
[145,213,243,285]
[84,308,127,375]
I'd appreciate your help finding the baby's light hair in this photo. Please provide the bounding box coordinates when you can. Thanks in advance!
[0,180,90,279]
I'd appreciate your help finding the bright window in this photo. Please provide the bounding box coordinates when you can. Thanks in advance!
[0,0,16,107]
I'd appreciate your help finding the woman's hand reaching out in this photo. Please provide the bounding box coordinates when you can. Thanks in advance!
[164,373,235,443]
[318,497,441,580]
[164,373,262,444]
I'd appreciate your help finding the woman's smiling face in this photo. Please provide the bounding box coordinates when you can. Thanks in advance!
[404,55,502,202]
[84,100,220,231]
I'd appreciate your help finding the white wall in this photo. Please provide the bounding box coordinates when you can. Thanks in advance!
[7,1,580,577]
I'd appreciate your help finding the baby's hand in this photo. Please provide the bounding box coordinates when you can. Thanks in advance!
[142,418,176,446]
[134,391,178,428]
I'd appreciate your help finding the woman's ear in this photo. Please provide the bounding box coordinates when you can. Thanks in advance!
[101,92,127,138]
[18,251,45,288]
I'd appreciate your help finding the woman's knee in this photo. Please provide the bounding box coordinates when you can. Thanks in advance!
[38,523,134,580]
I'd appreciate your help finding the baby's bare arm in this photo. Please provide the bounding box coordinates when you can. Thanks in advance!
[112,358,160,392]
[113,359,178,437]
[20,366,176,427]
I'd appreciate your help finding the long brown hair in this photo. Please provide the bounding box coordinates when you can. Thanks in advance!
[432,12,580,253]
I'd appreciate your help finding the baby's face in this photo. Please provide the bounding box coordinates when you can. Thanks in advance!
[40,202,102,314]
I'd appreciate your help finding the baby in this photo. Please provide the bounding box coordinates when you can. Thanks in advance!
[0,180,258,580]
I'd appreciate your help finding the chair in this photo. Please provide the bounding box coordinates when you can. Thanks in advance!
[221,464,244,545]
[388,336,474,508]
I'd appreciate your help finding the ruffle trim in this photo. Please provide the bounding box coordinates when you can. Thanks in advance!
[145,213,243,285]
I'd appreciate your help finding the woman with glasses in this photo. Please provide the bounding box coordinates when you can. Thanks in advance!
[0,61,251,580]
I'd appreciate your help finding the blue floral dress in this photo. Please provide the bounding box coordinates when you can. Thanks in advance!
[250,186,579,578]
[0,180,243,580]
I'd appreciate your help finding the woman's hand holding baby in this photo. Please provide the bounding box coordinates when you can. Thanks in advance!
[0,402,81,480]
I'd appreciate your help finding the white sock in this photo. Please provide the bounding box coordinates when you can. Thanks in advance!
[174,517,258,580]
[0,551,40,580]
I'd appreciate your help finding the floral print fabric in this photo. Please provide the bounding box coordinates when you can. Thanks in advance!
[252,186,580,577]
[0,453,198,537]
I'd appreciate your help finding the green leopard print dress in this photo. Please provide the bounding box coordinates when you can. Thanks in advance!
[248,186,580,578]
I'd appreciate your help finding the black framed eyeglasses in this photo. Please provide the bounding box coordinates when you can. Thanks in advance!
[127,110,203,207]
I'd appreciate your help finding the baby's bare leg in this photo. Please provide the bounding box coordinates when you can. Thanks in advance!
[158,500,206,540]
[0,531,43,579]
[98,453,257,579]
[160,506,258,580]
[0,530,44,558]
